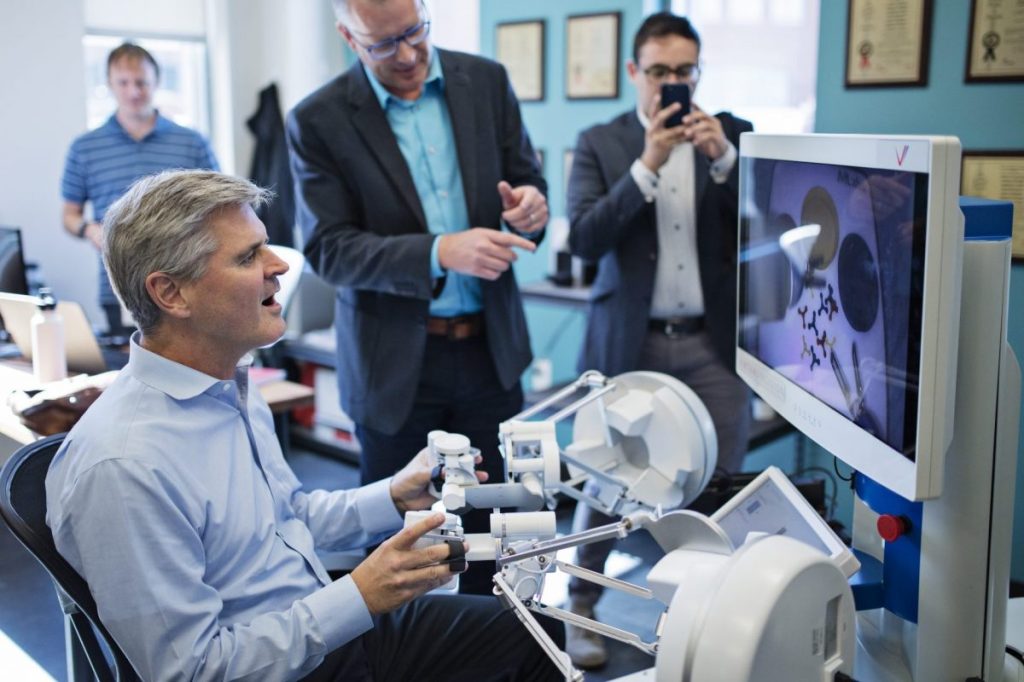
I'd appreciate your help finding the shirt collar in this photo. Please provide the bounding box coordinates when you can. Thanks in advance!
[124,331,253,401]
[105,111,169,139]
[364,47,443,109]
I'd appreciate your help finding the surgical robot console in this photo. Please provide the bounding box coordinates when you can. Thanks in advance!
[402,134,1022,681]
[404,370,860,681]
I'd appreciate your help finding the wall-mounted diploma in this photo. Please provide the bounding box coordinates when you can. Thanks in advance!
[962,152,1024,259]
[966,0,1024,82]
[846,0,933,87]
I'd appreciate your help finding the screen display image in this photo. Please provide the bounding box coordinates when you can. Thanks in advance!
[738,159,928,460]
[715,476,832,557]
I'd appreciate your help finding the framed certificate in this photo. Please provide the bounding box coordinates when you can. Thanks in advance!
[566,12,620,99]
[966,0,1024,82]
[845,0,933,87]
[961,151,1024,260]
[496,20,545,102]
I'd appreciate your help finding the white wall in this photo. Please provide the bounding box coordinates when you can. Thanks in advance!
[207,0,345,175]
[0,0,346,325]
[0,1,101,322]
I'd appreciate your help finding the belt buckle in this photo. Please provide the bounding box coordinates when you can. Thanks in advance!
[664,320,683,338]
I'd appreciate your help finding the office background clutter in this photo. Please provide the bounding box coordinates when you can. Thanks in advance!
[0,0,1022,601]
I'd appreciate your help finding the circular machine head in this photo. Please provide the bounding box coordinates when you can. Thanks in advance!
[566,371,718,513]
[800,186,840,271]
[656,535,856,682]
[837,232,880,333]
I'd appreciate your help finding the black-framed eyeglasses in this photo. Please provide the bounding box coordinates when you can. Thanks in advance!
[643,63,701,82]
[354,19,432,60]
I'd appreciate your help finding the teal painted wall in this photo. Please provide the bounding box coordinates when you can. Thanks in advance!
[815,0,1024,581]
[480,0,651,387]
[479,0,1024,580]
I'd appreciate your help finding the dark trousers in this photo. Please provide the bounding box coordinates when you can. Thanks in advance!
[356,334,524,595]
[302,593,565,682]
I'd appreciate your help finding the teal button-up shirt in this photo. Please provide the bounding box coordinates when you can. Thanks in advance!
[365,50,481,316]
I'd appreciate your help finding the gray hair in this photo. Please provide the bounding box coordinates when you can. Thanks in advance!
[102,170,270,335]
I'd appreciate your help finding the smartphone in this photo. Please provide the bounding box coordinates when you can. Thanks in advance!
[660,83,691,128]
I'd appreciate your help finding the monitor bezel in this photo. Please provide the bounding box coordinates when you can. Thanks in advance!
[735,133,963,501]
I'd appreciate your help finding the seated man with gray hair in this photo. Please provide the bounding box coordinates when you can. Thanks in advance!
[45,170,562,681]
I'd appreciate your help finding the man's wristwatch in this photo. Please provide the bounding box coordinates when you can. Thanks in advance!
[76,220,90,239]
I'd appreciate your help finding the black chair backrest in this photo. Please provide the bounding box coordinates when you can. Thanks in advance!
[0,433,140,681]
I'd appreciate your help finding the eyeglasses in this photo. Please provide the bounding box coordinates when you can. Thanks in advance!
[642,63,701,82]
[354,19,431,60]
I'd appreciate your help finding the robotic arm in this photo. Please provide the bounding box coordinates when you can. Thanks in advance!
[404,370,856,681]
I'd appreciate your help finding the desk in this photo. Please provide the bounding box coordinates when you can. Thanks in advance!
[1,359,314,463]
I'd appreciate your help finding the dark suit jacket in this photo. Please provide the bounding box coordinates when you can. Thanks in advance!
[286,50,545,434]
[247,83,295,247]
[567,109,752,376]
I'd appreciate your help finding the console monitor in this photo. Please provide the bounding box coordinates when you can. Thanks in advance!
[0,226,29,295]
[736,134,963,501]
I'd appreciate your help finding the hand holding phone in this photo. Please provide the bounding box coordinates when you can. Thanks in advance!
[660,83,691,128]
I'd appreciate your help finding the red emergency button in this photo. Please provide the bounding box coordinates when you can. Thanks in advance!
[877,514,911,542]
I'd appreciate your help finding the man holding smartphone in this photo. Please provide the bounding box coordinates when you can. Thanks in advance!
[565,12,752,669]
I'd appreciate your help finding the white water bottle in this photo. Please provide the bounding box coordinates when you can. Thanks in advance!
[30,288,67,383]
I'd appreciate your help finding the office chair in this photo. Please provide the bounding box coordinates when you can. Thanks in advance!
[0,433,141,682]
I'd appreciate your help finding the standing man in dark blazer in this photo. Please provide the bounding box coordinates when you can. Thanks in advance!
[287,0,547,595]
[564,12,752,668]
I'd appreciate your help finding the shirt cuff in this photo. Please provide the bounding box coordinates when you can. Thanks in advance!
[356,477,404,537]
[304,574,374,652]
[630,159,659,203]
[430,236,445,279]
[709,141,738,184]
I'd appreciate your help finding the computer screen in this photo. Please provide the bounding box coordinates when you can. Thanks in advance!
[0,226,29,295]
[736,135,963,501]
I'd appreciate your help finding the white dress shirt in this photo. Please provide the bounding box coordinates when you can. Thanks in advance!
[630,106,738,319]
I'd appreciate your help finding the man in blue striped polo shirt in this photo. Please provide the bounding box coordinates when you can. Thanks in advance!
[61,42,218,336]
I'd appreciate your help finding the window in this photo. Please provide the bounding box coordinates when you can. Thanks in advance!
[83,33,211,135]
[671,0,819,133]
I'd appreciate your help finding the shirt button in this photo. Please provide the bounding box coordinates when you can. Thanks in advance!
[222,383,231,391]
[670,187,677,193]
[675,224,681,231]
[439,190,448,198]
[677,264,684,270]
[428,145,437,155]
[649,252,656,261]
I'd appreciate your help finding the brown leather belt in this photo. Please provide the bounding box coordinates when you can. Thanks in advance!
[649,316,704,337]
[426,314,484,340]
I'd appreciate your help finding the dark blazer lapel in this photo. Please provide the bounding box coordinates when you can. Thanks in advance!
[347,65,428,231]
[440,52,478,222]
[694,146,710,206]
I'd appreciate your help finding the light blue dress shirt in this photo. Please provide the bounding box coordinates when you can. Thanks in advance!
[46,335,403,681]
[364,50,481,316]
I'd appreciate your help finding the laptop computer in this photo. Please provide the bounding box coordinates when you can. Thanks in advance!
[0,292,128,375]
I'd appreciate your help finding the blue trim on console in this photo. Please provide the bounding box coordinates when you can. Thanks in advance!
[960,196,1013,241]
[854,474,923,623]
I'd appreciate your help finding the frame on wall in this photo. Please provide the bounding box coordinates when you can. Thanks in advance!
[565,12,620,100]
[496,20,545,102]
[961,150,1024,261]
[965,0,1024,83]
[844,0,933,88]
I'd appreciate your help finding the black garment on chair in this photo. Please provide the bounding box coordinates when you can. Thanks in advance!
[0,433,141,682]
[247,82,295,247]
